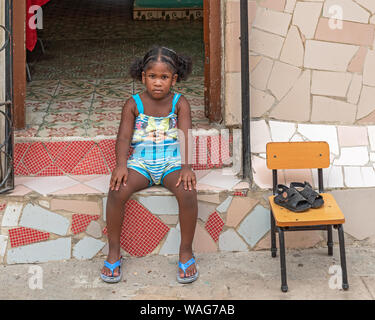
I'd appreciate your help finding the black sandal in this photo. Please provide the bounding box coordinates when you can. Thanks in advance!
[290,181,324,209]
[273,184,311,212]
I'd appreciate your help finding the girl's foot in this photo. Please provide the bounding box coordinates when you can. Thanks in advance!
[178,249,197,279]
[101,251,122,277]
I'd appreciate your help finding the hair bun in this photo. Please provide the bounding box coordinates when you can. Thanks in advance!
[129,58,144,82]
[176,55,193,81]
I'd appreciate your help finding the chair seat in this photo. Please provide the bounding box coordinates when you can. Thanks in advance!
[269,193,345,227]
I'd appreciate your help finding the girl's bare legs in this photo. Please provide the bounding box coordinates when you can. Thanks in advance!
[101,169,150,277]
[162,170,198,278]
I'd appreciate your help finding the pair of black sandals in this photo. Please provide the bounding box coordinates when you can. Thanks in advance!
[274,182,324,212]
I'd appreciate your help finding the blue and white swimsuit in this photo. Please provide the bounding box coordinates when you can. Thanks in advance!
[127,93,182,186]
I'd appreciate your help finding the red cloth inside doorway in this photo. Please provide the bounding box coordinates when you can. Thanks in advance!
[26,0,50,51]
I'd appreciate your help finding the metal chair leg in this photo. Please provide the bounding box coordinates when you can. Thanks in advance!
[38,38,45,55]
[337,224,349,290]
[327,225,333,256]
[270,210,277,258]
[26,63,32,82]
[278,227,288,292]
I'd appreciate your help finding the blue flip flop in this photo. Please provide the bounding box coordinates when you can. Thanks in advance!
[177,255,199,284]
[100,256,123,283]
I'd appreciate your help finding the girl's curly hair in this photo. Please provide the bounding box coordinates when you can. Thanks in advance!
[130,46,193,82]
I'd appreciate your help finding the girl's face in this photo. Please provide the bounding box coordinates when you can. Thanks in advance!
[142,61,178,99]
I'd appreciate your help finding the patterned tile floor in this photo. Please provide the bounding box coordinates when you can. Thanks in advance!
[20,77,207,138]
[20,0,208,139]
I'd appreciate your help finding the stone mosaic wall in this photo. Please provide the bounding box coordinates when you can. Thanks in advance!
[0,184,285,265]
[251,120,375,189]
[3,175,371,265]
[225,0,375,125]
[2,176,373,264]
[224,0,375,191]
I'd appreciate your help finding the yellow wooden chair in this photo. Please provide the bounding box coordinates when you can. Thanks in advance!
[266,141,348,293]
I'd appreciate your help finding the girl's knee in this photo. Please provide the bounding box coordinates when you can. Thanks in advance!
[177,188,197,205]
[108,184,132,203]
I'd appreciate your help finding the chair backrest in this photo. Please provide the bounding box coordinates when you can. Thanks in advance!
[266,141,330,170]
[266,141,330,194]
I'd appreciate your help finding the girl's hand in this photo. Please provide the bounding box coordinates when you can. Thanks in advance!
[110,166,128,191]
[176,167,196,191]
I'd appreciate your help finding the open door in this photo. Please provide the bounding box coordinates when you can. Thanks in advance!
[11,0,25,130]
[204,0,221,123]
[13,0,222,129]
[0,0,15,193]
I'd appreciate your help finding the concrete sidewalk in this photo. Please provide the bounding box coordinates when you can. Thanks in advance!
[0,245,374,300]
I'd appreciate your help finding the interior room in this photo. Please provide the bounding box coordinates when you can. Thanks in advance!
[22,0,207,138]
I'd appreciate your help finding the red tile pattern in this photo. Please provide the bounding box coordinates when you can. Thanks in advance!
[205,211,224,242]
[193,135,213,170]
[71,214,100,234]
[23,142,53,174]
[221,134,232,165]
[54,140,95,173]
[98,139,116,172]
[8,227,50,248]
[72,145,109,175]
[209,136,221,168]
[103,200,169,257]
[210,134,231,167]
[233,191,247,197]
[36,164,65,176]
[44,141,70,160]
[14,162,30,175]
[14,133,231,176]
[14,143,31,170]
[192,136,199,170]
[191,134,233,170]
[0,202,6,211]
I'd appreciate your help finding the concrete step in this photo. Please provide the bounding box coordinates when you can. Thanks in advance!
[14,128,234,177]
[0,170,255,265]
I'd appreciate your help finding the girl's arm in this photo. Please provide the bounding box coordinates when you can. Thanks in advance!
[110,98,136,191]
[176,96,196,190]
[116,98,136,166]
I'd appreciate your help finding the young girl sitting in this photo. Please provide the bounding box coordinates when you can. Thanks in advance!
[100,46,199,284]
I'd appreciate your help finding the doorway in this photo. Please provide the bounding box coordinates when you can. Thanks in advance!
[12,0,222,136]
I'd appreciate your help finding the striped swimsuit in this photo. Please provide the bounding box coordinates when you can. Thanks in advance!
[127,93,182,186]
